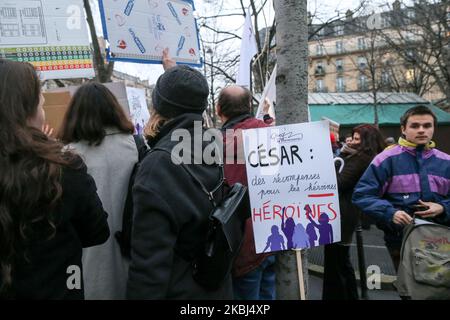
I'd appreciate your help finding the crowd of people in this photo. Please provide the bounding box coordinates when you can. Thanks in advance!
[0,52,449,300]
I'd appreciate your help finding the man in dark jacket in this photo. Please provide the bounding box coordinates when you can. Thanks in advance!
[217,85,275,300]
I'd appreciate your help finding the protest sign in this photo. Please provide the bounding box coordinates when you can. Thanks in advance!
[0,0,95,80]
[42,91,71,137]
[126,87,151,134]
[322,117,340,141]
[242,121,341,254]
[47,81,131,116]
[99,0,202,66]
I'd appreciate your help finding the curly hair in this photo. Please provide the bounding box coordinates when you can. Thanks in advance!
[352,124,386,157]
[0,59,75,294]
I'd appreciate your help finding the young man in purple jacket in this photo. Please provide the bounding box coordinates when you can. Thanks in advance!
[352,105,450,270]
[217,85,275,300]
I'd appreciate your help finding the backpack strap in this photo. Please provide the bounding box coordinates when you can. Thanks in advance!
[151,147,224,206]
[133,134,149,161]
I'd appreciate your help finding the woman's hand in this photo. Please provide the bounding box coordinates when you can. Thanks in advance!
[41,124,54,137]
[162,48,176,71]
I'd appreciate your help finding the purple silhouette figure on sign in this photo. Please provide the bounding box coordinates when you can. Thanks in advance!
[135,122,141,135]
[263,225,285,252]
[304,205,318,247]
[293,223,310,249]
[306,210,334,245]
[281,208,296,250]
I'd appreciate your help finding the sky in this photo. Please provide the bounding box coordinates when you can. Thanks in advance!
[89,0,403,85]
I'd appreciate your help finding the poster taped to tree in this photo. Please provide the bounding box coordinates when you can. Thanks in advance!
[242,121,341,253]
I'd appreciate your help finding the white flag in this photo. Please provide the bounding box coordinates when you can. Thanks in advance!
[255,65,277,119]
[236,7,258,88]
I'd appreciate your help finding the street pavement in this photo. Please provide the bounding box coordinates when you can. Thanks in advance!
[307,225,401,300]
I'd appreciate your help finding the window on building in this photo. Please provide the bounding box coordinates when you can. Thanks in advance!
[381,71,390,85]
[315,79,325,92]
[336,41,344,54]
[357,56,367,69]
[381,16,390,28]
[405,69,415,82]
[315,61,325,75]
[334,25,344,36]
[336,77,345,92]
[405,31,415,41]
[316,44,324,56]
[358,37,366,50]
[336,59,344,72]
[358,74,368,91]
[316,27,325,37]
[406,49,416,62]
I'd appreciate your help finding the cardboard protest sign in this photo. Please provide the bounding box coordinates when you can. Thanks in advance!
[47,81,131,117]
[242,121,341,253]
[0,0,95,80]
[99,0,202,66]
[126,86,151,134]
[42,91,71,137]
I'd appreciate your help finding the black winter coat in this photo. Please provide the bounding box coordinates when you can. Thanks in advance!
[337,149,374,244]
[5,157,110,299]
[127,113,233,299]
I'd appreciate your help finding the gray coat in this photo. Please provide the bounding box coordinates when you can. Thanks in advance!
[70,129,138,300]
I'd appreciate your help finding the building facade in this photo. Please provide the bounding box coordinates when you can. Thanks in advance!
[307,0,447,104]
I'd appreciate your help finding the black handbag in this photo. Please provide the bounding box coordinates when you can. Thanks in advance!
[163,151,249,290]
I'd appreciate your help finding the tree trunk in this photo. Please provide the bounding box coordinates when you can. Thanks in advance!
[83,0,114,83]
[274,0,309,300]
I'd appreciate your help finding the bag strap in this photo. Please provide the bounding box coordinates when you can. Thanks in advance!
[133,134,149,161]
[151,147,224,206]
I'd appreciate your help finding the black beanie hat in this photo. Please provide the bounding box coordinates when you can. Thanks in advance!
[152,65,209,118]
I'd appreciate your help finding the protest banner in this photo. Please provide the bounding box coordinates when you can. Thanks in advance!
[126,86,151,134]
[47,81,131,116]
[42,91,71,137]
[99,0,202,66]
[45,82,134,135]
[242,121,341,254]
[322,117,340,141]
[0,0,95,80]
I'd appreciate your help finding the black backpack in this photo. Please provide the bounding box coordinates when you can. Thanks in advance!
[154,148,250,290]
[115,134,149,259]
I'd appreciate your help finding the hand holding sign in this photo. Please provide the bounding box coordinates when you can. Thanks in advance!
[162,48,176,70]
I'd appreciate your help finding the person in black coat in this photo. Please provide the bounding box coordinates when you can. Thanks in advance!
[0,59,110,299]
[126,50,232,299]
[322,124,385,300]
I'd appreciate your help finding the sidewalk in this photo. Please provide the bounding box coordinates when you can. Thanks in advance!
[307,226,398,291]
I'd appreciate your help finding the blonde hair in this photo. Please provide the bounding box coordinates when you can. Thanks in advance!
[144,108,169,139]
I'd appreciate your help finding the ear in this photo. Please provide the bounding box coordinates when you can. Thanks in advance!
[401,125,406,136]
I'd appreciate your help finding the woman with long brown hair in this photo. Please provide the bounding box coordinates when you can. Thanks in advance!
[323,124,386,300]
[0,59,109,299]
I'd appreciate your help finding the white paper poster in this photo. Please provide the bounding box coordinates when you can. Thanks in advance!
[99,0,202,66]
[0,0,95,79]
[126,86,150,135]
[242,121,341,253]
